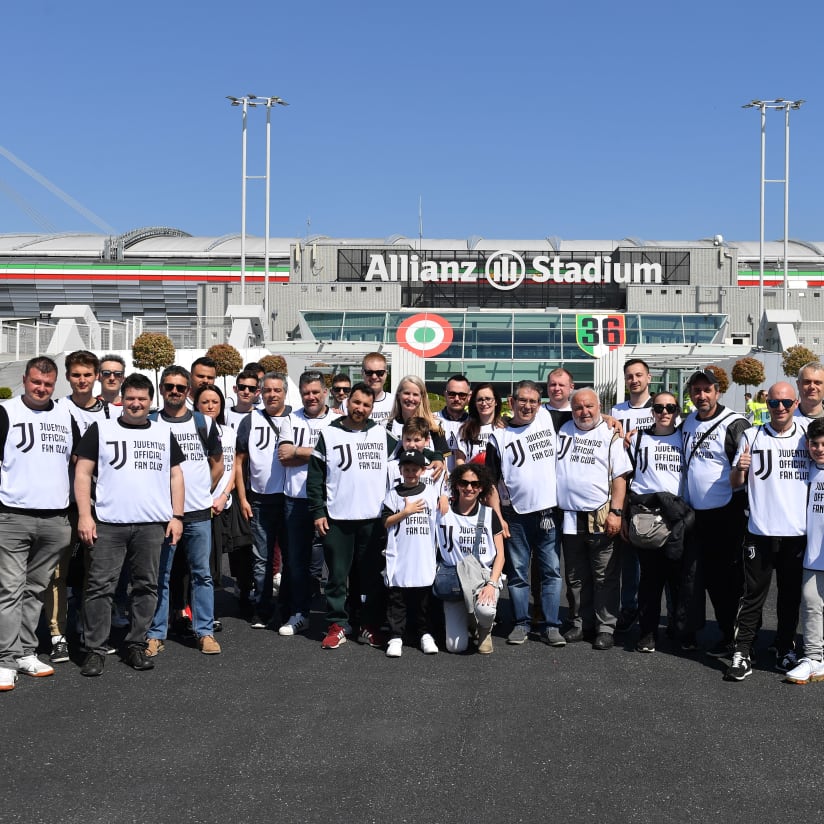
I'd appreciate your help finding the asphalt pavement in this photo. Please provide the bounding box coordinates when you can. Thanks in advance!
[3,580,823,824]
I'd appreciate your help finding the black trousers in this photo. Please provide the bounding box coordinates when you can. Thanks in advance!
[386,586,433,639]
[733,533,804,655]
[636,545,682,639]
[679,495,746,640]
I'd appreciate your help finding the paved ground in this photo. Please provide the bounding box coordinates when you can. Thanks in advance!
[4,582,824,824]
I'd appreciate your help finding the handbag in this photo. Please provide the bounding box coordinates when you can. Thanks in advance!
[628,502,671,549]
[432,562,463,601]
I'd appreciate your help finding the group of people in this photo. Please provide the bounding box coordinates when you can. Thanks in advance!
[4,349,824,691]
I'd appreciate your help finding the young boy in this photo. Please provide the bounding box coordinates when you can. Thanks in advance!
[786,417,824,684]
[387,417,449,506]
[382,450,441,657]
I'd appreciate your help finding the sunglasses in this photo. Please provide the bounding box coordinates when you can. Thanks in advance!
[456,479,482,489]
[767,398,795,409]
[363,369,386,378]
[332,385,351,394]
[446,391,469,399]
[652,403,678,414]
[236,384,258,393]
[162,382,188,393]
[100,370,124,379]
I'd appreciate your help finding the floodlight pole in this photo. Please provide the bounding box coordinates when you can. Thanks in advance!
[226,94,288,330]
[742,98,804,343]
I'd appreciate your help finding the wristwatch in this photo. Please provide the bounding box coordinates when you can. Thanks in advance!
[486,579,503,590]
[609,508,623,517]
[172,514,184,521]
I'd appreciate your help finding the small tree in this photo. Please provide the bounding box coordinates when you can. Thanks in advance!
[259,354,288,374]
[310,362,333,389]
[0,387,11,400]
[704,364,730,395]
[782,344,818,377]
[731,356,766,389]
[132,332,175,394]
[206,343,243,394]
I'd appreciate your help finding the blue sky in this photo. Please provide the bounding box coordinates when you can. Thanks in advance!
[2,1,821,242]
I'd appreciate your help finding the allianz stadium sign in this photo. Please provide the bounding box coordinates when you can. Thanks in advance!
[364,250,663,291]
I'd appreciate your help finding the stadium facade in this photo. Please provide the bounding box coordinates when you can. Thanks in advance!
[1,228,822,398]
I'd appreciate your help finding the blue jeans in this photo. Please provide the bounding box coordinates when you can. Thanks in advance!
[149,519,214,639]
[250,494,285,612]
[504,508,562,628]
[284,496,313,617]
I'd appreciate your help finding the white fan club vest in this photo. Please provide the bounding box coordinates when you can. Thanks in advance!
[382,486,438,588]
[629,430,685,497]
[168,415,215,513]
[682,410,747,510]
[735,423,809,537]
[489,407,558,513]
[215,423,237,503]
[610,399,655,434]
[556,419,633,513]
[437,413,465,471]
[281,408,339,499]
[316,424,389,520]
[0,396,73,510]
[243,409,287,495]
[435,506,497,570]
[93,418,176,523]
[459,423,496,464]
[805,463,824,570]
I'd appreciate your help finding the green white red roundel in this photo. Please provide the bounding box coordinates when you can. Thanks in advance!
[396,313,454,357]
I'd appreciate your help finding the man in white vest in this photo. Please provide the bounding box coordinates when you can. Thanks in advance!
[0,357,77,691]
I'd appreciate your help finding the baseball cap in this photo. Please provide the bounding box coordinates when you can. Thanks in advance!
[687,369,719,388]
[398,450,427,467]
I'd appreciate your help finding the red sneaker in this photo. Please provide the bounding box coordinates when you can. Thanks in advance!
[321,623,347,649]
[357,625,385,648]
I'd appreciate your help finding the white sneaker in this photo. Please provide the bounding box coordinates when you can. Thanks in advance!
[16,655,55,677]
[278,613,309,636]
[386,638,403,658]
[785,657,824,684]
[0,666,17,691]
[420,633,439,655]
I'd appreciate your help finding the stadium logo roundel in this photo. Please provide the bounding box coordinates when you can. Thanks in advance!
[397,313,454,357]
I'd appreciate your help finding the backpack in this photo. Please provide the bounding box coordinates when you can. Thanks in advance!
[149,410,211,457]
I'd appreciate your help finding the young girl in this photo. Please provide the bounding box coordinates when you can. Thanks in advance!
[435,464,505,653]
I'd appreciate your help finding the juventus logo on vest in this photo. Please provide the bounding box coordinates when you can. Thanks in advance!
[557,434,572,460]
[13,422,34,453]
[439,524,455,553]
[506,440,526,467]
[293,428,306,447]
[254,426,272,450]
[637,446,649,474]
[107,440,128,470]
[334,443,353,471]
[752,449,773,480]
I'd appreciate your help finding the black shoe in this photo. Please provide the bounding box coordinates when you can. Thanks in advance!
[592,632,614,650]
[250,613,267,629]
[49,639,70,664]
[213,619,223,633]
[615,607,639,634]
[124,646,155,671]
[724,651,752,681]
[563,627,584,643]
[636,634,656,653]
[172,615,195,638]
[706,639,734,659]
[81,652,105,677]
[680,634,699,651]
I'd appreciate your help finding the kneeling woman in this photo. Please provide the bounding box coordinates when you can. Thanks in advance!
[435,464,505,653]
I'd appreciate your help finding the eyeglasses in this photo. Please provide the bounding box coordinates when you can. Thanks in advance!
[363,369,386,378]
[332,385,351,395]
[446,391,469,400]
[162,382,188,393]
[456,479,482,489]
[236,384,258,393]
[767,398,795,409]
[514,397,540,406]
[652,403,678,414]
[476,397,496,405]
[100,370,124,379]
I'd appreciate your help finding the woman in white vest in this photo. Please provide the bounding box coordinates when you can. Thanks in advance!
[456,383,506,465]
[434,464,505,654]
